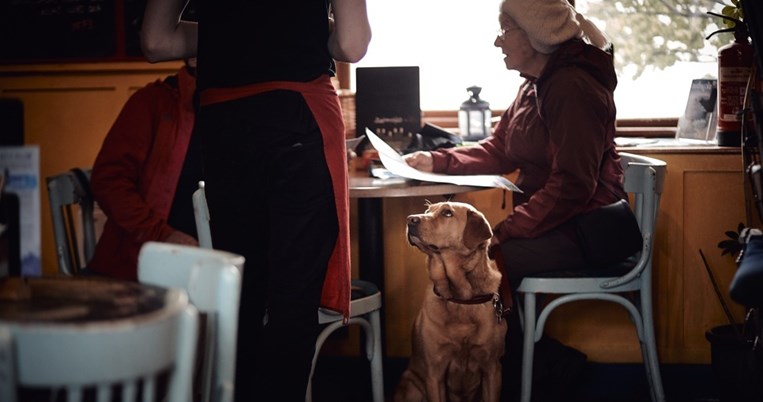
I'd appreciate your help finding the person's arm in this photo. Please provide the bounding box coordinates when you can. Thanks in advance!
[329,0,371,62]
[91,85,178,244]
[140,0,198,62]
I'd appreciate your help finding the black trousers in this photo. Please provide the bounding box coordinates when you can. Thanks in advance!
[198,90,339,402]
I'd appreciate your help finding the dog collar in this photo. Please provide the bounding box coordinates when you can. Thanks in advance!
[433,290,510,323]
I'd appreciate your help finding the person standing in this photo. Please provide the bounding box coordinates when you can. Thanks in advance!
[139,1,371,400]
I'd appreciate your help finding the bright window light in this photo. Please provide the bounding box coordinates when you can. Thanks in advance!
[353,0,719,119]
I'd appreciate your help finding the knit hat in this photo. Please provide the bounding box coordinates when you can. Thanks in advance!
[501,0,585,54]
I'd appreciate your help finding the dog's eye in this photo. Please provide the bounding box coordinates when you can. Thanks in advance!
[441,209,454,217]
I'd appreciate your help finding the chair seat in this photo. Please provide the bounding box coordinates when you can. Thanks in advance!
[518,256,642,293]
[318,280,382,323]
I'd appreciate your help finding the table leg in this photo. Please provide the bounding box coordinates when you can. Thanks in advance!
[358,197,384,292]
[357,197,387,361]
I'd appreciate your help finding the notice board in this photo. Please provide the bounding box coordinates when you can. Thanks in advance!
[0,0,196,63]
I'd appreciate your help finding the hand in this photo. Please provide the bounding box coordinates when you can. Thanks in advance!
[164,230,199,247]
[403,151,434,172]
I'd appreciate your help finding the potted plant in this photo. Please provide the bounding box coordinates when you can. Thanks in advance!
[702,223,763,402]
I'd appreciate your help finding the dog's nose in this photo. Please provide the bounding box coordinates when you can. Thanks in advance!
[407,215,421,225]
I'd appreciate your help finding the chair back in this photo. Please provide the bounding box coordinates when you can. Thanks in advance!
[193,181,213,249]
[138,241,244,402]
[46,168,97,275]
[600,152,667,289]
[0,288,198,402]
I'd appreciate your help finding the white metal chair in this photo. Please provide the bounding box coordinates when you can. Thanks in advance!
[46,168,97,275]
[515,152,667,402]
[0,286,199,402]
[138,241,244,402]
[192,181,385,402]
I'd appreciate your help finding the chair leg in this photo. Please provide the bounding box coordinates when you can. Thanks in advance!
[368,310,385,402]
[640,304,665,402]
[520,292,537,402]
[306,321,345,402]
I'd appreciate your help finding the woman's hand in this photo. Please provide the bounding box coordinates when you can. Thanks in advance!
[164,230,199,247]
[403,151,434,172]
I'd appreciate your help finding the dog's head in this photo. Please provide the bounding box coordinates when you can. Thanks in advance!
[406,201,493,256]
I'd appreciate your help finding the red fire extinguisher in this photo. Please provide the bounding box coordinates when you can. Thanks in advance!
[708,12,754,147]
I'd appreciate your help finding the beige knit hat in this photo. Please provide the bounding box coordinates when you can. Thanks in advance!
[501,0,606,54]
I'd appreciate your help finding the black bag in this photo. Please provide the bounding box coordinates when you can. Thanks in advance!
[573,199,643,266]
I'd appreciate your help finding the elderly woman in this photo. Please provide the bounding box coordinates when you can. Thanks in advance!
[405,0,635,286]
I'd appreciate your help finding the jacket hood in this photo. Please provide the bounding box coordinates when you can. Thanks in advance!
[536,39,618,92]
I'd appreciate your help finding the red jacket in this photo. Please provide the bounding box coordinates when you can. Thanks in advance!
[88,67,196,280]
[431,40,626,242]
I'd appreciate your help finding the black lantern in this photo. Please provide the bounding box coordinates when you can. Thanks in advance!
[458,86,491,141]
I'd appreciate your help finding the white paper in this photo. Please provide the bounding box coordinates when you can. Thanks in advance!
[365,128,521,192]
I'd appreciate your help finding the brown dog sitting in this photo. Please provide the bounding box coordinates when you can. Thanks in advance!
[394,201,508,402]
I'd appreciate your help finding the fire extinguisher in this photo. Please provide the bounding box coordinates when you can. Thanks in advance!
[708,12,754,147]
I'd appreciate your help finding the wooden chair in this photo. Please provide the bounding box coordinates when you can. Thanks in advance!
[515,152,667,402]
[0,286,198,402]
[45,168,97,275]
[192,181,385,402]
[138,241,244,402]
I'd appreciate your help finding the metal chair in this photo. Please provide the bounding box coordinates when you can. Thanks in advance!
[0,284,199,402]
[138,241,244,402]
[192,181,385,402]
[46,168,97,275]
[515,152,667,402]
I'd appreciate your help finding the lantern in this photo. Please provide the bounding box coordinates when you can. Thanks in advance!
[458,86,491,141]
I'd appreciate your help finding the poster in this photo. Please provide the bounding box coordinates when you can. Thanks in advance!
[676,79,718,143]
[0,146,41,276]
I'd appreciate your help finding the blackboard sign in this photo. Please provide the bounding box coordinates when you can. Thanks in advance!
[0,0,197,63]
[0,0,118,61]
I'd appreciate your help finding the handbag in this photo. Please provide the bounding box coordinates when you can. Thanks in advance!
[573,199,643,266]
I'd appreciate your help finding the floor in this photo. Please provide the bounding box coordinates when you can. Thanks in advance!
[311,355,723,402]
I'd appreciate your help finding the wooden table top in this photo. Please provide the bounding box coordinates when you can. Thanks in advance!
[349,176,486,199]
[0,276,169,324]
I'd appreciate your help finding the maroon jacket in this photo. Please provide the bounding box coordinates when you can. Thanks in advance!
[431,39,626,242]
[88,67,196,280]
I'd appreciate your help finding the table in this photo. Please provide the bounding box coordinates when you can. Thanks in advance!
[349,176,485,293]
[0,275,193,402]
[0,276,172,323]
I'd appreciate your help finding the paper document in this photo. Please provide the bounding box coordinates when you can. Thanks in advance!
[365,128,521,192]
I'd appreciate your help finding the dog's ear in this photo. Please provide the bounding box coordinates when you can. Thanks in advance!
[463,210,493,250]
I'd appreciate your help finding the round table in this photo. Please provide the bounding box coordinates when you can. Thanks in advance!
[0,276,173,324]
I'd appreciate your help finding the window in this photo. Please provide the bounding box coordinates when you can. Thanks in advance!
[352,0,723,120]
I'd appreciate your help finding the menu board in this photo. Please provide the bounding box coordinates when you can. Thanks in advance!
[0,0,198,63]
[0,0,118,61]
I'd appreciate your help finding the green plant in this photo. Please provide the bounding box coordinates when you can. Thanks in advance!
[707,1,746,39]
[718,222,747,259]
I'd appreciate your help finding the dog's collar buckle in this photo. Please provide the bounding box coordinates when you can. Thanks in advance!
[492,294,504,323]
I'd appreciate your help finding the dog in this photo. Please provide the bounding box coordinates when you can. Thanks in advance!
[394,201,508,402]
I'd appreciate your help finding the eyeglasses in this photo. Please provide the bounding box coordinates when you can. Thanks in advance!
[496,27,521,40]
